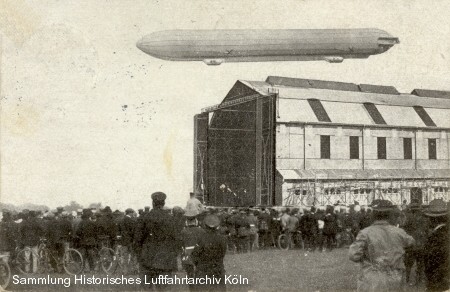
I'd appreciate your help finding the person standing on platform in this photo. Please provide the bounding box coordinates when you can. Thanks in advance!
[134,192,178,291]
[349,200,415,291]
[192,214,227,292]
[185,192,204,217]
[423,199,449,292]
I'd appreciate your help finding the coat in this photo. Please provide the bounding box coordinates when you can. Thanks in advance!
[20,218,45,247]
[118,215,136,246]
[424,224,449,292]
[191,229,227,291]
[349,220,415,292]
[76,218,99,246]
[134,208,178,271]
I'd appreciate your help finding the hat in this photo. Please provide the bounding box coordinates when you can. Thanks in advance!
[172,206,184,215]
[204,214,220,229]
[125,208,134,214]
[103,206,112,213]
[151,192,167,201]
[371,199,395,211]
[424,199,448,217]
[82,208,93,216]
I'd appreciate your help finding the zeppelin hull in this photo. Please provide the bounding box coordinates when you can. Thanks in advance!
[136,29,399,65]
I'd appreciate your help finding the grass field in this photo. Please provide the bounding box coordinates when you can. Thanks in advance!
[5,247,364,291]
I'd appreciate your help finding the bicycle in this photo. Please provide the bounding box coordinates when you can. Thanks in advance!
[38,238,84,275]
[103,236,139,275]
[11,246,40,275]
[278,231,304,250]
[94,235,115,274]
[0,255,11,290]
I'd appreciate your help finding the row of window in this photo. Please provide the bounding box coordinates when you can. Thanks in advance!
[320,135,437,160]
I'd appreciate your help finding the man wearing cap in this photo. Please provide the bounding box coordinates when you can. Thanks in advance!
[349,200,415,291]
[76,209,99,272]
[192,214,227,291]
[134,192,178,290]
[423,199,449,292]
[402,202,429,286]
[118,208,136,274]
[181,210,205,291]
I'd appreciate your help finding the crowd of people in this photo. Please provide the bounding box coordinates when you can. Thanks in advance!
[0,192,448,291]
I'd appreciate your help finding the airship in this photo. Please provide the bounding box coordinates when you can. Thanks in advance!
[136,28,399,65]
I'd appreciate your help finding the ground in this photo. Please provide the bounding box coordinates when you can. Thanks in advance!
[5,248,423,291]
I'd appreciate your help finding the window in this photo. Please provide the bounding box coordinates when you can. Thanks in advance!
[349,136,359,159]
[377,137,387,159]
[403,138,412,160]
[428,139,437,159]
[320,135,330,159]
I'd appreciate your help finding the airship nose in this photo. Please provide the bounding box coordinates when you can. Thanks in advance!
[136,38,145,52]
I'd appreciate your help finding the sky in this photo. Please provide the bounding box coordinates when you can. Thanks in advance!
[0,0,449,210]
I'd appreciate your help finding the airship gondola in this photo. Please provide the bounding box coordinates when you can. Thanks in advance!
[136,28,399,65]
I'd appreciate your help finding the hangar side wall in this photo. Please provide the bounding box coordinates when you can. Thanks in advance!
[276,124,450,170]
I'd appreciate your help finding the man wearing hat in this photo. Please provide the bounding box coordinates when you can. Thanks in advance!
[349,200,415,291]
[403,201,429,286]
[19,210,45,273]
[423,199,449,292]
[134,192,178,290]
[76,209,99,272]
[192,214,227,291]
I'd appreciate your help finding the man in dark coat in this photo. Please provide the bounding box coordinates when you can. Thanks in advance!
[423,199,449,292]
[48,212,73,273]
[118,208,136,274]
[323,205,338,251]
[0,211,18,262]
[299,208,319,252]
[19,210,45,273]
[403,202,429,286]
[181,211,205,291]
[192,214,227,291]
[234,210,250,253]
[76,210,99,272]
[134,192,178,291]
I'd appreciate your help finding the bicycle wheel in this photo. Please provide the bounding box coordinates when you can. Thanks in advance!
[15,248,40,275]
[99,247,115,274]
[0,260,11,290]
[63,248,84,275]
[278,234,290,250]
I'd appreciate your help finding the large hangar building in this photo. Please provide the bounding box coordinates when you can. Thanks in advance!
[194,76,450,207]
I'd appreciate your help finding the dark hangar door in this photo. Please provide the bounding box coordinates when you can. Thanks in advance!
[207,101,257,207]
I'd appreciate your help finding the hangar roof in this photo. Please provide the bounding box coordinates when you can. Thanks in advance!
[234,77,450,129]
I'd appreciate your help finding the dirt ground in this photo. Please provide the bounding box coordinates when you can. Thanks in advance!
[5,248,424,291]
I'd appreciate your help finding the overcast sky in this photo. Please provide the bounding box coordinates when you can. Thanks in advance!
[0,0,449,210]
